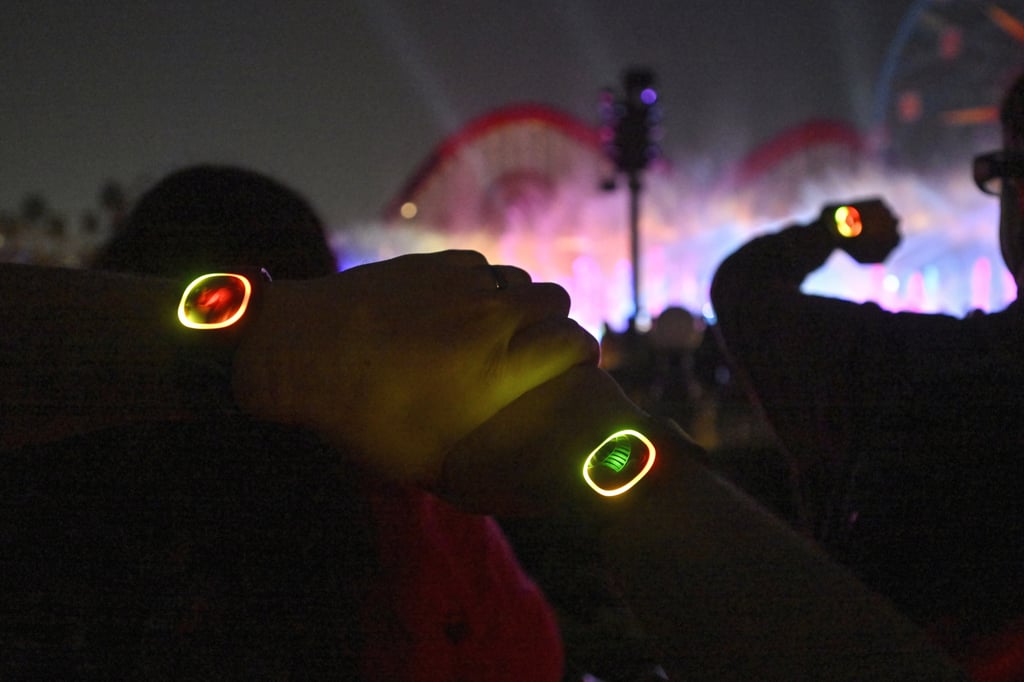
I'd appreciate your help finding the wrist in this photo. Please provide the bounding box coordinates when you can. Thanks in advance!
[229,276,331,429]
[177,269,270,336]
[174,268,272,414]
[810,209,841,247]
[562,417,699,531]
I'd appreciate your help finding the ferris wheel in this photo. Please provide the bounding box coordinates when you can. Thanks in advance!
[873,0,1024,170]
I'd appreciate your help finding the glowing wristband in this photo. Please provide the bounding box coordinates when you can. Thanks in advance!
[582,428,656,497]
[178,272,259,330]
[174,269,270,411]
[833,205,863,238]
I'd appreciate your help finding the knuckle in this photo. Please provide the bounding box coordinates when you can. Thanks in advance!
[534,281,571,314]
[444,249,488,264]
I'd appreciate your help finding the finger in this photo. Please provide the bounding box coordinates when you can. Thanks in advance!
[489,264,533,289]
[436,249,490,266]
[501,316,600,402]
[474,263,532,291]
[500,281,572,324]
[386,250,488,273]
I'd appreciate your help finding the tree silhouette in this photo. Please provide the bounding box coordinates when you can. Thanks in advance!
[99,180,127,230]
[19,193,48,224]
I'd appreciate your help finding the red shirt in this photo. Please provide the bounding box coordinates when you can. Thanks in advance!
[360,478,564,681]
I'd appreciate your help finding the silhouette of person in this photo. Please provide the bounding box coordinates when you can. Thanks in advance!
[3,165,566,680]
[711,71,1024,668]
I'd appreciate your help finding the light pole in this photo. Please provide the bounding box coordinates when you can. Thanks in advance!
[600,67,661,326]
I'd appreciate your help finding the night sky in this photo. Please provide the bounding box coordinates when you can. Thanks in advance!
[3,0,917,229]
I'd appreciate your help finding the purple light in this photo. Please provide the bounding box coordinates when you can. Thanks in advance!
[640,88,658,106]
[347,163,1011,339]
[353,113,1012,339]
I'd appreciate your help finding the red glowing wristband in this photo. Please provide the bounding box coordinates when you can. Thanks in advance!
[178,269,270,333]
[174,269,271,411]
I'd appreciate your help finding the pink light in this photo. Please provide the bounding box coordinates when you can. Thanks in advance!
[905,271,925,312]
[971,256,993,311]
[342,159,1012,337]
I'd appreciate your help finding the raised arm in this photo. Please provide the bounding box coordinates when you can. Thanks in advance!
[709,200,901,481]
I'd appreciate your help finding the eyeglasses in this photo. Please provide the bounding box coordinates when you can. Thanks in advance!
[973,150,1024,195]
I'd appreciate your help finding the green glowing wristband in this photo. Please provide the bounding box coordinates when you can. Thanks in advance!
[582,428,657,497]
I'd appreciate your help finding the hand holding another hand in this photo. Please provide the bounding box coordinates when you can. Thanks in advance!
[232,250,600,486]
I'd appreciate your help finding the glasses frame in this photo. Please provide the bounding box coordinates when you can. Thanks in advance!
[973,150,1024,195]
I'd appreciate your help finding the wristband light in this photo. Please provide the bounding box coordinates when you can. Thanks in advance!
[582,429,656,497]
[178,273,253,330]
[833,205,863,238]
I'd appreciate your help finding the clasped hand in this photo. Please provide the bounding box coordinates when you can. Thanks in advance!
[233,250,600,486]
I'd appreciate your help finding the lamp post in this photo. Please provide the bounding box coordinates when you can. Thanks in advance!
[600,67,661,326]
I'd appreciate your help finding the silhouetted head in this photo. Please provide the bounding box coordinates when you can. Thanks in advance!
[649,306,703,352]
[997,72,1024,286]
[93,165,337,279]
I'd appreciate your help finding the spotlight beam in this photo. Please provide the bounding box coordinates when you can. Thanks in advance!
[988,5,1024,44]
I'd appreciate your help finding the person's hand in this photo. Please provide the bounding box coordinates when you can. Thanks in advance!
[231,250,599,485]
[820,197,901,264]
[437,364,704,517]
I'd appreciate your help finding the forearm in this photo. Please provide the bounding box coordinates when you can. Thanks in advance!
[441,368,961,679]
[710,218,833,324]
[709,218,856,481]
[0,264,192,448]
[597,433,964,681]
